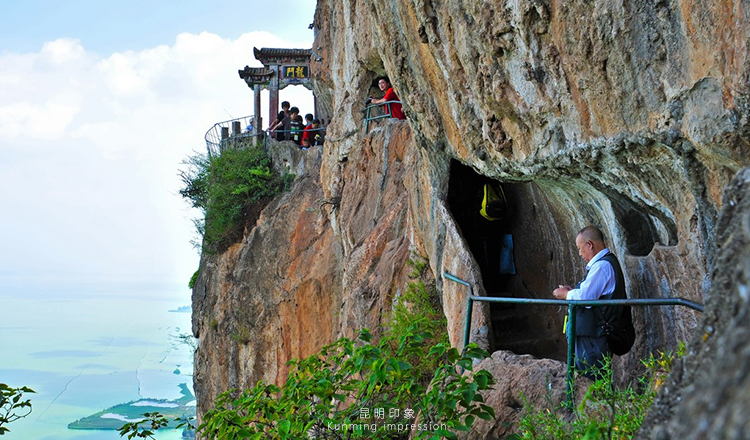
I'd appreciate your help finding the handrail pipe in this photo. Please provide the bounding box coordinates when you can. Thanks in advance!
[443,271,704,407]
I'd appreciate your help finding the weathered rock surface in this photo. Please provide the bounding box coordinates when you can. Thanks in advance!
[192,124,494,419]
[467,350,591,439]
[192,0,750,436]
[637,167,750,439]
[309,0,747,377]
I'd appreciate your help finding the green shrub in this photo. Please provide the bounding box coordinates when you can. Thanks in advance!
[197,327,494,439]
[383,256,448,379]
[231,323,253,345]
[120,328,495,440]
[179,146,294,252]
[188,269,199,289]
[517,343,686,440]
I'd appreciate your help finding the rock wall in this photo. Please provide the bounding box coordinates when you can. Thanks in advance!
[192,123,489,418]
[637,168,750,439]
[310,0,747,374]
[192,0,750,435]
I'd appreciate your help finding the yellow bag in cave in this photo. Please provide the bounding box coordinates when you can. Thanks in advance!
[480,183,507,221]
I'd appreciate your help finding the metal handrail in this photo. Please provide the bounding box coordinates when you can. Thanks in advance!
[205,115,256,157]
[364,100,402,132]
[263,127,327,150]
[265,127,327,136]
[443,271,704,407]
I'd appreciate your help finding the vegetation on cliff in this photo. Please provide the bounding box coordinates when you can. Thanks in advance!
[191,258,487,439]
[179,146,294,252]
[516,343,686,440]
[198,328,494,439]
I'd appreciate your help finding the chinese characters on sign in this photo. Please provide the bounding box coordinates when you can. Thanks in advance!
[282,65,308,78]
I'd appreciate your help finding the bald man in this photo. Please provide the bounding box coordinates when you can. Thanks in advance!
[553,225,626,378]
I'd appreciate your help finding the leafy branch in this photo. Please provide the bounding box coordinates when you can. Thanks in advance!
[0,383,35,436]
[196,327,495,439]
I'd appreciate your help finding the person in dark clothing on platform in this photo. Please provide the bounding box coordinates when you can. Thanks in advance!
[268,111,286,140]
[288,108,304,145]
[276,106,298,142]
[268,101,291,140]
[553,225,626,379]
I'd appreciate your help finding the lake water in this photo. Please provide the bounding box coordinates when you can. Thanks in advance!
[0,289,195,440]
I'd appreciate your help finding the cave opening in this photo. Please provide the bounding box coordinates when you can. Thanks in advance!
[447,161,567,361]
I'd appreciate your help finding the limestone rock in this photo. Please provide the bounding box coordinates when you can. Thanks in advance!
[463,350,591,439]
[637,167,750,439]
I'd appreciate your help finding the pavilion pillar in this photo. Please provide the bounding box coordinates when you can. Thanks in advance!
[269,67,280,129]
[253,84,263,135]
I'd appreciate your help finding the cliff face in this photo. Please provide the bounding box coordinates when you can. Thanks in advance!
[192,0,750,435]
[636,168,750,440]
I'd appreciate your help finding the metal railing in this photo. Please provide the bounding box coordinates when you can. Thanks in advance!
[205,115,257,157]
[443,272,704,407]
[364,101,402,132]
[264,127,327,150]
[203,116,328,160]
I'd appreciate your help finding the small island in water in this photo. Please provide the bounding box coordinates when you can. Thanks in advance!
[68,383,196,431]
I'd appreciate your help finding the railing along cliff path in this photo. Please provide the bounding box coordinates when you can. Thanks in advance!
[205,115,259,157]
[364,101,402,132]
[443,272,704,408]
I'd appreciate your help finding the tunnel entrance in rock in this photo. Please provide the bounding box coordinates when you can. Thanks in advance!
[447,161,567,361]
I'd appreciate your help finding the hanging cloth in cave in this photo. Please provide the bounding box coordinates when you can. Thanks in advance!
[499,234,516,274]
[479,183,507,221]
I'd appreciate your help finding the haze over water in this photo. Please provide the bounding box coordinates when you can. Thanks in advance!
[0,288,194,440]
[0,3,317,439]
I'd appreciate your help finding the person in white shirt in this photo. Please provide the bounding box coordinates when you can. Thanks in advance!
[553,225,623,378]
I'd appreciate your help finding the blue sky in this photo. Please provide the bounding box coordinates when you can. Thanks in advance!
[0,1,317,297]
[0,1,316,53]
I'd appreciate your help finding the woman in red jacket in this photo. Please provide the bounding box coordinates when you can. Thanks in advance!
[369,77,405,120]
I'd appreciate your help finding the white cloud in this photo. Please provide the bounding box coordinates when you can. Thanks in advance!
[0,30,314,295]
[41,38,87,63]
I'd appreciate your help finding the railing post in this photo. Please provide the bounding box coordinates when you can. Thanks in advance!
[365,105,371,132]
[464,296,474,353]
[565,304,577,409]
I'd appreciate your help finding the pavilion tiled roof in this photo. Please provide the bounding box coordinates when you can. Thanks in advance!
[253,47,312,60]
[238,66,274,79]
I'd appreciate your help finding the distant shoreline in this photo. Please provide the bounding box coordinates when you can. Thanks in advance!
[68,383,195,431]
